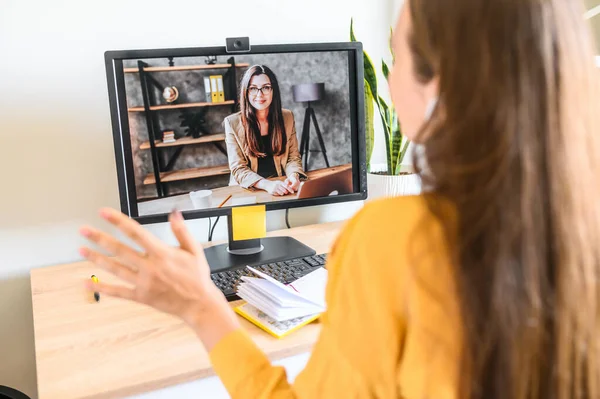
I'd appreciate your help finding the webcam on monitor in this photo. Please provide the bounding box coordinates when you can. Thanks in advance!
[225,37,251,53]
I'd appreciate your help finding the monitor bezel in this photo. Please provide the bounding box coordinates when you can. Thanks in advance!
[104,41,367,225]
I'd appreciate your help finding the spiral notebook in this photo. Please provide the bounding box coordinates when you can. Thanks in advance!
[235,266,328,338]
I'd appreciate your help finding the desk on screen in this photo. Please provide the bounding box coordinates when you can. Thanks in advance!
[137,163,352,216]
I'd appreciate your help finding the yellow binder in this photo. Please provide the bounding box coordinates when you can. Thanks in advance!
[210,75,219,103]
[217,75,225,103]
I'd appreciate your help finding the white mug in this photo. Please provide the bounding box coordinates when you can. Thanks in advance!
[189,190,212,209]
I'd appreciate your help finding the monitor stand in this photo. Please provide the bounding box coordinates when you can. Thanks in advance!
[203,213,316,273]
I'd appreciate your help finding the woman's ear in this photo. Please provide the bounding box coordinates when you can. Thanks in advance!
[423,76,440,120]
[425,98,438,121]
[424,76,439,101]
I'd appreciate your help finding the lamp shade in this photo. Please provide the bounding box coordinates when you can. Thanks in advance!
[292,83,325,102]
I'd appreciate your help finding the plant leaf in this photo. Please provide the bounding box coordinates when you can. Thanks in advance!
[395,139,411,175]
[377,95,392,174]
[382,60,390,82]
[389,27,395,64]
[351,18,409,175]
[364,79,375,172]
[390,109,402,175]
[363,50,379,104]
[350,20,380,113]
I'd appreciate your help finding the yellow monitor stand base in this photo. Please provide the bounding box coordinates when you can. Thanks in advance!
[203,213,316,282]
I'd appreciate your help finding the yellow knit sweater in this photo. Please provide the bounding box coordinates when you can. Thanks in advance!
[210,195,462,398]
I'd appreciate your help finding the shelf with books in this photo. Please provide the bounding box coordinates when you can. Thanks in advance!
[130,56,248,198]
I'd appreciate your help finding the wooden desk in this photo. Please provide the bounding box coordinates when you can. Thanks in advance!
[30,221,344,399]
[138,163,352,216]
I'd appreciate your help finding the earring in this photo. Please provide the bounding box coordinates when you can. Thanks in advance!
[424,97,438,121]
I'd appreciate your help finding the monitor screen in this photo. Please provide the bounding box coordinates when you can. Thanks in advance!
[105,42,366,223]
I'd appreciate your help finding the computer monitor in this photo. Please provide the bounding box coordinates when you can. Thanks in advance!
[104,41,366,269]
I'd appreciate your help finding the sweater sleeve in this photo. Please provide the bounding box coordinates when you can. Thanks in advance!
[209,203,407,398]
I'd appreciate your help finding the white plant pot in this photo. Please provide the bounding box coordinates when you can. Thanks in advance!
[367,172,422,200]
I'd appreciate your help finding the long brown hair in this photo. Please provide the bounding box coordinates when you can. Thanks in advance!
[239,65,287,158]
[409,0,600,397]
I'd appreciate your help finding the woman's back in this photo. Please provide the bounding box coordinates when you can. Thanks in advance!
[210,195,463,398]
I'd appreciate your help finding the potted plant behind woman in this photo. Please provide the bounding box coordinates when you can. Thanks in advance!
[351,19,421,198]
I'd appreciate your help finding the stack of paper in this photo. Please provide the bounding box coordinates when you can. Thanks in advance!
[235,266,328,338]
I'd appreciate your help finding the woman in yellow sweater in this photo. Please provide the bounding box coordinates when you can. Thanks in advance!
[79,0,600,398]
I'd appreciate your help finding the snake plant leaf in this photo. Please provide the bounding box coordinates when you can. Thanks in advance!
[382,60,390,82]
[351,19,378,102]
[364,79,375,172]
[363,51,380,110]
[351,18,408,176]
[389,27,395,64]
[390,109,404,174]
[390,109,403,174]
[377,95,393,174]
[350,18,357,42]
[377,94,390,132]
[351,20,378,171]
[394,139,411,175]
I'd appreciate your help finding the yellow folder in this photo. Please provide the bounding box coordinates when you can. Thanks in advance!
[217,75,225,103]
[210,75,219,103]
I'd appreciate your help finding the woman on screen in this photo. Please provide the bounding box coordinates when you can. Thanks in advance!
[224,64,306,196]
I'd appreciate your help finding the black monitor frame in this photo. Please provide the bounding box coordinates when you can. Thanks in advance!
[104,41,367,225]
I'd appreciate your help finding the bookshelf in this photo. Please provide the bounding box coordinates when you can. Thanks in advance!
[130,57,247,198]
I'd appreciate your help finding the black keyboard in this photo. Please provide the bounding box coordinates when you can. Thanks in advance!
[210,254,328,300]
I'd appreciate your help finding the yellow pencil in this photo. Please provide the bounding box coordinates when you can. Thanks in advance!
[91,275,100,302]
[218,194,233,208]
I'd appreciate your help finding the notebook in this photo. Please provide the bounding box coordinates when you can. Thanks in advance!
[234,304,321,339]
[235,266,328,338]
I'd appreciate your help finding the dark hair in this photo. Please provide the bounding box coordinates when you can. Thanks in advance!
[239,65,287,158]
[408,0,600,398]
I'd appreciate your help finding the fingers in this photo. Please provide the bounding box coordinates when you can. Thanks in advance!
[86,280,134,301]
[269,183,282,196]
[268,181,294,196]
[80,225,147,267]
[274,184,288,196]
[98,208,166,255]
[169,210,198,255]
[275,182,294,195]
[286,179,300,192]
[80,246,137,284]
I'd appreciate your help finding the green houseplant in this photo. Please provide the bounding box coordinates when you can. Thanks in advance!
[350,19,421,197]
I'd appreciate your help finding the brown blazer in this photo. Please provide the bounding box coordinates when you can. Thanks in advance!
[224,109,307,188]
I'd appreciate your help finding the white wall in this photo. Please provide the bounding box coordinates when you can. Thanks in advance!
[0,0,399,397]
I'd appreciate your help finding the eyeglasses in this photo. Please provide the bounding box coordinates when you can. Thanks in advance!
[248,85,273,96]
